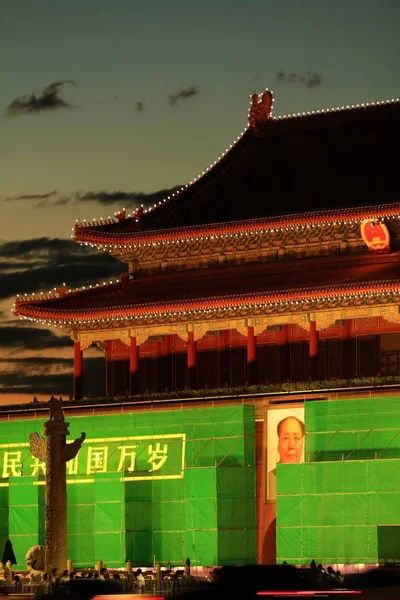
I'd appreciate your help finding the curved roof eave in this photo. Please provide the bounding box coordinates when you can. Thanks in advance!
[14,279,400,327]
[74,202,400,249]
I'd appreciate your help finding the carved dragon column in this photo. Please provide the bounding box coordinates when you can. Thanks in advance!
[29,398,85,574]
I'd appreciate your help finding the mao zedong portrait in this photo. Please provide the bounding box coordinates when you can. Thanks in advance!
[277,416,305,464]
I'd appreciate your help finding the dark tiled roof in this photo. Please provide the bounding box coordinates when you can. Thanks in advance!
[140,102,400,230]
[75,100,400,241]
[15,251,400,322]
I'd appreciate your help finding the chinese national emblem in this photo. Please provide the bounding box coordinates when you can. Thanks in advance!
[360,219,390,252]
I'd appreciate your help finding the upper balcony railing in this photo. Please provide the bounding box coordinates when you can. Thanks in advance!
[2,375,400,418]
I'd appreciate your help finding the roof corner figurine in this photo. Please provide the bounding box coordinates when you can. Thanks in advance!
[249,89,274,134]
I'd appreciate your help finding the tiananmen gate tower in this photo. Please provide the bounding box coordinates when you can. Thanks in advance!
[8,89,400,569]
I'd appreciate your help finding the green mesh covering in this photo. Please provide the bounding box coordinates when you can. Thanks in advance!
[0,405,256,568]
[0,487,9,561]
[277,396,400,564]
[305,396,400,462]
[8,476,45,567]
[377,526,400,563]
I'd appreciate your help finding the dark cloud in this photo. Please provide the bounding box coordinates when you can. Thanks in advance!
[2,318,41,327]
[0,375,72,396]
[77,185,182,206]
[0,356,72,367]
[0,236,110,401]
[3,186,182,209]
[1,370,71,386]
[135,101,145,112]
[35,199,51,208]
[0,338,72,396]
[0,237,126,300]
[6,80,75,117]
[276,71,322,88]
[6,190,57,201]
[0,357,104,397]
[0,238,71,259]
[54,196,70,206]
[169,86,199,107]
[96,94,120,105]
[0,326,71,350]
[0,261,45,272]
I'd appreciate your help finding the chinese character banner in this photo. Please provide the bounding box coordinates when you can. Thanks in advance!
[0,435,185,481]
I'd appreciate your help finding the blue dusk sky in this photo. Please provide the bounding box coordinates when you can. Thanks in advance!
[0,0,399,403]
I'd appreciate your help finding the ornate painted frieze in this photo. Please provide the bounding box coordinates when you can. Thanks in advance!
[74,302,400,348]
[115,223,364,274]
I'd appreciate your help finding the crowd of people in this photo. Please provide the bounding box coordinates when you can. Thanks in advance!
[302,561,346,588]
[6,564,195,596]
[34,566,153,593]
[3,560,348,596]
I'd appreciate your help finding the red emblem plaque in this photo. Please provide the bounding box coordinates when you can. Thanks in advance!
[360,219,390,252]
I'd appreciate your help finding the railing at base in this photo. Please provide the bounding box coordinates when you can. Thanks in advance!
[0,577,208,598]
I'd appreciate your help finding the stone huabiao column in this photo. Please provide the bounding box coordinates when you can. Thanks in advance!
[29,397,85,574]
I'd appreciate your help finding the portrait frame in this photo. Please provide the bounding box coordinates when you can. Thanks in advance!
[265,402,305,502]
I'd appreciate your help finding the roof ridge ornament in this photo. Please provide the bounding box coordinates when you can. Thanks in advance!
[248,89,274,134]
[115,208,126,222]
[135,206,144,221]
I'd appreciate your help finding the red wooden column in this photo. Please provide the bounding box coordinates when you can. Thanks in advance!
[278,324,290,383]
[218,330,230,386]
[340,319,356,379]
[309,321,319,380]
[74,341,83,400]
[154,339,162,393]
[247,326,257,385]
[165,335,173,392]
[187,331,197,389]
[105,340,113,397]
[156,335,172,392]
[129,336,140,395]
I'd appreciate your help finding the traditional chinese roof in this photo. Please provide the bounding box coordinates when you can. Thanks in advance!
[74,95,400,248]
[14,251,400,327]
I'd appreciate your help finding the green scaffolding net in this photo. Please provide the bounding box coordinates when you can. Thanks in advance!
[276,396,400,565]
[0,404,256,568]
